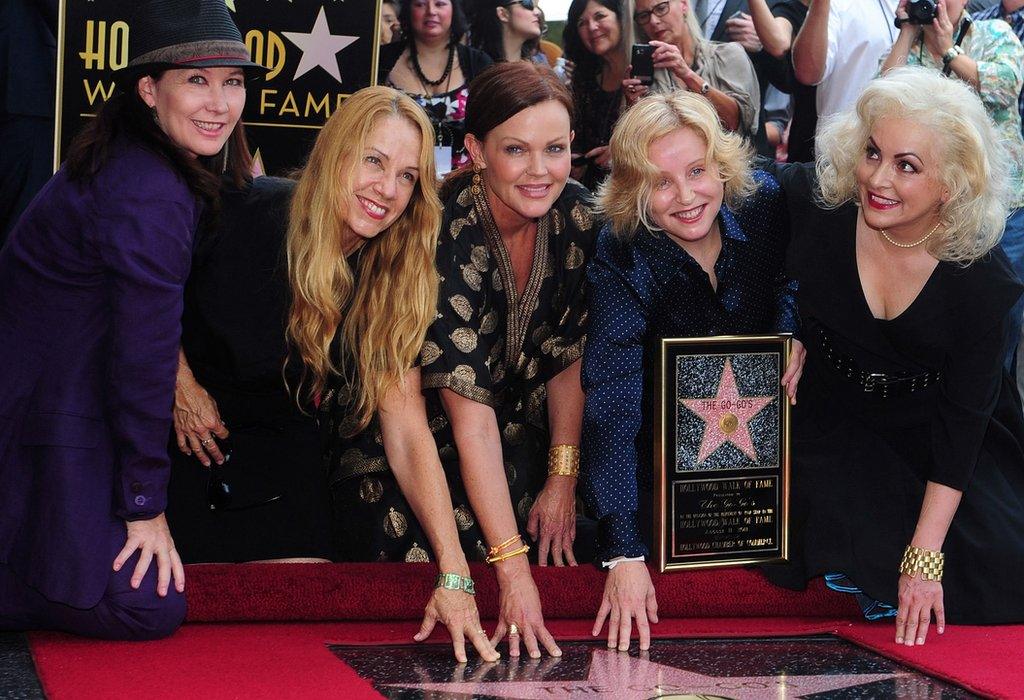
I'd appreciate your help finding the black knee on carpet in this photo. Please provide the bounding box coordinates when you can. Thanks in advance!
[108,590,187,641]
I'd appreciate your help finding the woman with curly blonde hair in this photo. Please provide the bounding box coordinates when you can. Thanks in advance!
[582,90,804,652]
[290,86,498,664]
[762,66,1024,638]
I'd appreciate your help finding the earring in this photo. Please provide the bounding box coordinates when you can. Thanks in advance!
[471,166,483,195]
[221,138,230,174]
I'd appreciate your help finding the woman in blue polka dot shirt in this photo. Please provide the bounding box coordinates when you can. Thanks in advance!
[581,90,805,652]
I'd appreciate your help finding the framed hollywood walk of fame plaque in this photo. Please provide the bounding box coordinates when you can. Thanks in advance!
[655,335,791,572]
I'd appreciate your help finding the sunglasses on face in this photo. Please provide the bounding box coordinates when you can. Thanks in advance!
[504,0,537,10]
[634,0,672,25]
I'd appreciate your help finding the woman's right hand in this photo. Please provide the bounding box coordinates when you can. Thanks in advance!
[592,561,659,651]
[490,561,561,658]
[113,513,185,597]
[173,368,229,467]
[415,585,500,663]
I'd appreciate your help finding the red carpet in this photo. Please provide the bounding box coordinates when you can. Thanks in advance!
[28,563,1021,699]
[182,562,861,621]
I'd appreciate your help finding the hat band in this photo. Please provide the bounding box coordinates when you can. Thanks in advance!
[129,39,251,67]
[177,54,250,64]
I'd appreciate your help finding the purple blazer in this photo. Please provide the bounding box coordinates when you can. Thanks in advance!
[0,139,199,608]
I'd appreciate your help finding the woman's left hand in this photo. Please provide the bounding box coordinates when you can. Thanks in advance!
[527,475,578,567]
[896,573,945,646]
[491,564,561,658]
[415,586,500,663]
[922,0,956,56]
[781,339,806,405]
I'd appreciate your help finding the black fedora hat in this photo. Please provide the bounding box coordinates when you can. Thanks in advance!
[112,0,266,86]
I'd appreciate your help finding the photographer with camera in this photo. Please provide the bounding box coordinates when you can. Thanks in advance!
[974,2,1024,123]
[881,0,1024,397]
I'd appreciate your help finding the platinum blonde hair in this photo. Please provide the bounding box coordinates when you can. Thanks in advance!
[633,0,707,55]
[596,89,756,238]
[816,66,1012,263]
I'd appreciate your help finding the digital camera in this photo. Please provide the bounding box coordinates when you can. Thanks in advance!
[905,0,936,24]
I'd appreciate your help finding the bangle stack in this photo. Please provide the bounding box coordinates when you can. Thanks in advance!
[547,444,580,477]
[899,545,945,581]
[485,534,530,564]
[435,572,476,595]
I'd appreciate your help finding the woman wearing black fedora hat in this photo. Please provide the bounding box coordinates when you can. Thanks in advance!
[0,0,262,640]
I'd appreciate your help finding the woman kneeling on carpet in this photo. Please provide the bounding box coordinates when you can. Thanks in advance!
[0,0,260,639]
[285,87,499,663]
[163,173,336,563]
[762,67,1024,641]
[581,90,804,651]
[323,62,597,659]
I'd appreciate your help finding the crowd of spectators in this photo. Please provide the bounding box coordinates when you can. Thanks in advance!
[374,0,1024,385]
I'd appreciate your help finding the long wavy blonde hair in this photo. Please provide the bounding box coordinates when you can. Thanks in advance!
[816,67,1011,263]
[597,90,756,238]
[286,86,441,432]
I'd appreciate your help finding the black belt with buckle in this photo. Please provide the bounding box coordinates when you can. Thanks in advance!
[813,325,940,398]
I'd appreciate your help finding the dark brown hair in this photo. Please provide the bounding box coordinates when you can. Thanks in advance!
[64,72,252,212]
[464,61,573,141]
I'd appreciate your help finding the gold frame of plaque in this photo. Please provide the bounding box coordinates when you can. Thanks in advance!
[654,334,791,572]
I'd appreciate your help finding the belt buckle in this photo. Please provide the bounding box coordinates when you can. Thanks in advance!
[864,372,887,392]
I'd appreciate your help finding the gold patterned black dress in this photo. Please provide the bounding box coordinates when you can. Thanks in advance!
[321,174,597,562]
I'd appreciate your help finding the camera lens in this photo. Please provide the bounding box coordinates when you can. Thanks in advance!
[906,0,936,24]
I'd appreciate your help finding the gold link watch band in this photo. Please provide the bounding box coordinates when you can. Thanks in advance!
[899,545,945,581]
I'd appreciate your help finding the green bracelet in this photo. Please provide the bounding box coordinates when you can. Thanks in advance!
[435,572,476,595]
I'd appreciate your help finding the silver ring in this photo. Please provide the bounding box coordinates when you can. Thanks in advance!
[200,437,214,446]
[508,623,520,637]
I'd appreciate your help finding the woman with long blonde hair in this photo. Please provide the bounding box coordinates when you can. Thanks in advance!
[328,63,597,660]
[291,86,498,664]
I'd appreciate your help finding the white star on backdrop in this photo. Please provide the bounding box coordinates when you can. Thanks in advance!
[387,648,907,699]
[282,6,358,83]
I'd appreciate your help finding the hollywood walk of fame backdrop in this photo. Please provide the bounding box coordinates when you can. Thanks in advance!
[330,637,978,699]
[655,335,791,572]
[54,0,379,175]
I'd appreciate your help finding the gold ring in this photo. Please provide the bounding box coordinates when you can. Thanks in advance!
[508,623,519,636]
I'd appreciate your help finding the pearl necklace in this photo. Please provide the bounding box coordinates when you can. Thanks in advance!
[879,220,941,249]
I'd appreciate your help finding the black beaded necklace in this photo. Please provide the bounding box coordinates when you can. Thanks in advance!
[410,41,455,88]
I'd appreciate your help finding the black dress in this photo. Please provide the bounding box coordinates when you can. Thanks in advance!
[321,175,598,562]
[165,176,334,563]
[764,164,1024,624]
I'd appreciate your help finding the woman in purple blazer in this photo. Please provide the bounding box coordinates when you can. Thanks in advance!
[0,0,261,640]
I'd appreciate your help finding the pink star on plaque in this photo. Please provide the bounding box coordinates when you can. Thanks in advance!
[680,358,775,464]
